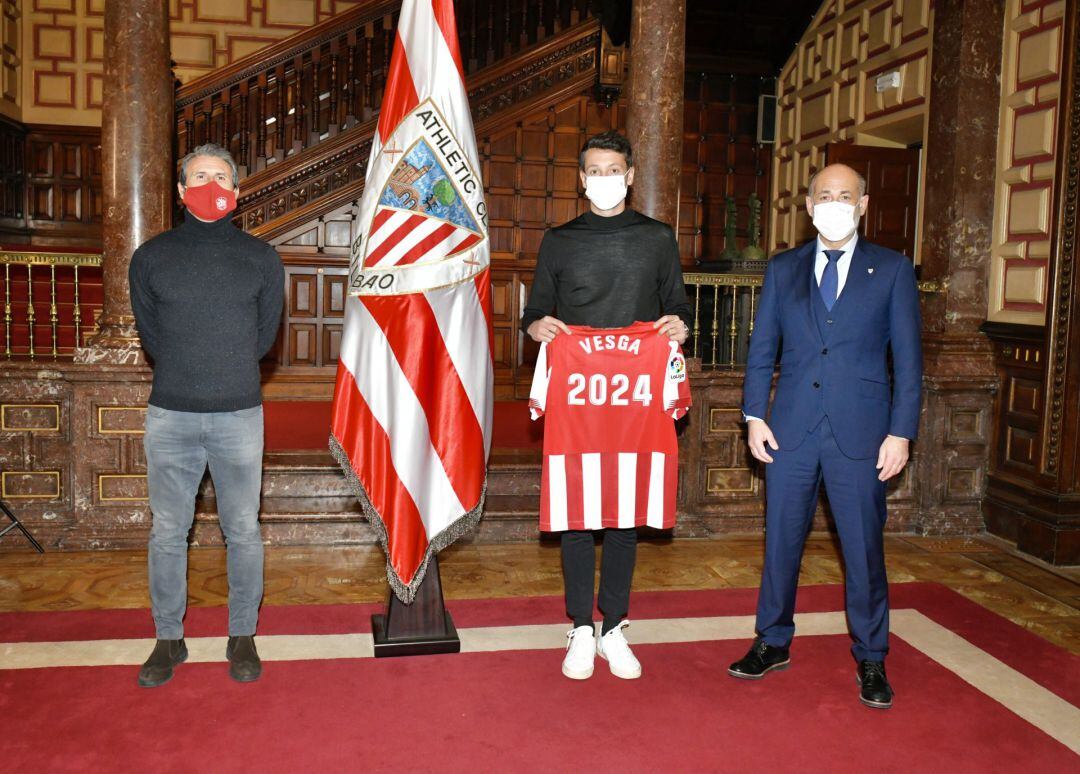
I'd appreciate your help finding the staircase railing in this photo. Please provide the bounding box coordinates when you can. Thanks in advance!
[175,0,595,177]
[236,16,602,238]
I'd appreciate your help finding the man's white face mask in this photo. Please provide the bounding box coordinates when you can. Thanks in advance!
[585,174,628,211]
[812,200,859,243]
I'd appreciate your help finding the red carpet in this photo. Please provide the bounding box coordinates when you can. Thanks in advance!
[263,400,542,451]
[1,584,1077,772]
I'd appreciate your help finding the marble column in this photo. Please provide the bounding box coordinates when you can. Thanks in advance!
[911,0,1005,534]
[76,0,172,364]
[625,0,685,233]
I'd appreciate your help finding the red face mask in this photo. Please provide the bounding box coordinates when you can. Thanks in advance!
[182,180,237,221]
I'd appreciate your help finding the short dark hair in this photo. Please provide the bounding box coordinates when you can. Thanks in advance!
[579,130,633,170]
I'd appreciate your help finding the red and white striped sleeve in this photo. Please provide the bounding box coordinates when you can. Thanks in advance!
[663,340,692,420]
[529,341,551,420]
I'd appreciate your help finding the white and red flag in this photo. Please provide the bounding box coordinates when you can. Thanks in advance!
[329,0,492,602]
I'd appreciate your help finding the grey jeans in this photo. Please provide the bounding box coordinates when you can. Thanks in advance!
[143,404,265,639]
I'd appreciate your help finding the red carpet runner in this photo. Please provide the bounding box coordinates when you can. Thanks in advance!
[1,584,1077,772]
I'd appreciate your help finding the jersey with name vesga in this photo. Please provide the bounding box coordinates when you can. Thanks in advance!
[529,321,692,531]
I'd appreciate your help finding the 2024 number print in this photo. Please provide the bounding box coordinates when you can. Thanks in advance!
[566,373,652,406]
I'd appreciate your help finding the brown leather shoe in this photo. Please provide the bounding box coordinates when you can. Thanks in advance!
[137,639,188,688]
[226,635,262,683]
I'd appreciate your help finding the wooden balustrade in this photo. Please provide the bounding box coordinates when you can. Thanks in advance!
[0,251,103,360]
[175,0,595,177]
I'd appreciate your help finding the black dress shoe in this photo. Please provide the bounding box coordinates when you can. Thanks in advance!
[226,635,262,683]
[137,639,188,688]
[728,638,791,679]
[857,660,893,709]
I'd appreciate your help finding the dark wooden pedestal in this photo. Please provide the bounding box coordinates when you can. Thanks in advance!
[371,555,460,657]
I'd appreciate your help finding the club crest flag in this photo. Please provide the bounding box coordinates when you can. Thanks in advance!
[330,0,493,602]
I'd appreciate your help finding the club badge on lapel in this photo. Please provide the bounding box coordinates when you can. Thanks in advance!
[868,267,875,274]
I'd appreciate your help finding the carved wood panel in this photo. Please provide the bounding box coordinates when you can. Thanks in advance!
[19,125,103,247]
[281,261,349,369]
[0,115,26,239]
[680,72,772,264]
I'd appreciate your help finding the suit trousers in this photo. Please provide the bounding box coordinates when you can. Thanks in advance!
[756,417,890,661]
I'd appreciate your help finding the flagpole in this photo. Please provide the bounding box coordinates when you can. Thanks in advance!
[371,555,460,657]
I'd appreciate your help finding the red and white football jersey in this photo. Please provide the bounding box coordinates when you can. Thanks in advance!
[529,321,692,532]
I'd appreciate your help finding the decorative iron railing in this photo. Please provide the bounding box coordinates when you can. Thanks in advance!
[683,272,763,368]
[0,251,102,360]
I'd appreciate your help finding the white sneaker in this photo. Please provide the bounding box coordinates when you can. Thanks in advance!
[561,625,596,680]
[597,620,642,679]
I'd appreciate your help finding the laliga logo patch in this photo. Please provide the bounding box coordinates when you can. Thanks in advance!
[668,353,686,382]
[215,196,228,211]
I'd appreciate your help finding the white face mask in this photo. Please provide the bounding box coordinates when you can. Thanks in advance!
[584,174,628,211]
[812,200,859,243]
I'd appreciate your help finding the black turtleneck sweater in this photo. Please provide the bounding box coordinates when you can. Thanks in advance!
[128,213,285,412]
[520,208,692,333]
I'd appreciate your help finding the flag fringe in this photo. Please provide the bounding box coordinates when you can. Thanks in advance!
[329,432,486,604]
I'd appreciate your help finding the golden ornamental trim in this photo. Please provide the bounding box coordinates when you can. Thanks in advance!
[682,273,764,287]
[1,403,61,432]
[96,406,147,435]
[1,470,61,500]
[0,250,103,268]
[97,474,149,503]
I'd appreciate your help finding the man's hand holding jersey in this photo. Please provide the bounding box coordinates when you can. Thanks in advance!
[527,316,571,343]
[529,314,689,345]
[653,315,689,344]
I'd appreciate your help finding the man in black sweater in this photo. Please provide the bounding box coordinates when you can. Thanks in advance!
[129,143,284,687]
[522,130,691,680]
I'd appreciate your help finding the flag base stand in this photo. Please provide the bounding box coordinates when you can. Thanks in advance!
[371,555,460,657]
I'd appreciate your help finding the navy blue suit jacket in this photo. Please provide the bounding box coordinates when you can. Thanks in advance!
[742,238,923,460]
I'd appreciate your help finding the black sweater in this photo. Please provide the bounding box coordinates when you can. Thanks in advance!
[520,208,692,333]
[128,213,285,412]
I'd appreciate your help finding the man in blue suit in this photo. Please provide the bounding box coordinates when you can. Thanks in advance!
[728,163,922,709]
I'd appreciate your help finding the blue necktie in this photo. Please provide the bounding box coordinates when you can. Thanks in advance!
[819,249,843,311]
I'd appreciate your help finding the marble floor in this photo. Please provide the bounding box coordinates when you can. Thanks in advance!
[1,533,1077,654]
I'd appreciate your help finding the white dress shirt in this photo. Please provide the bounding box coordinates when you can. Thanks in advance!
[814,232,858,297]
[743,233,859,425]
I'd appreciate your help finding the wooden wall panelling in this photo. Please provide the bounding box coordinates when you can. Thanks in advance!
[0,0,18,121]
[680,72,772,265]
[281,256,349,369]
[981,0,1079,565]
[770,0,933,254]
[0,113,26,240]
[20,124,102,247]
[987,0,1069,325]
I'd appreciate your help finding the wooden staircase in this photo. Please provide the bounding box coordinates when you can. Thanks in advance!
[174,0,600,242]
